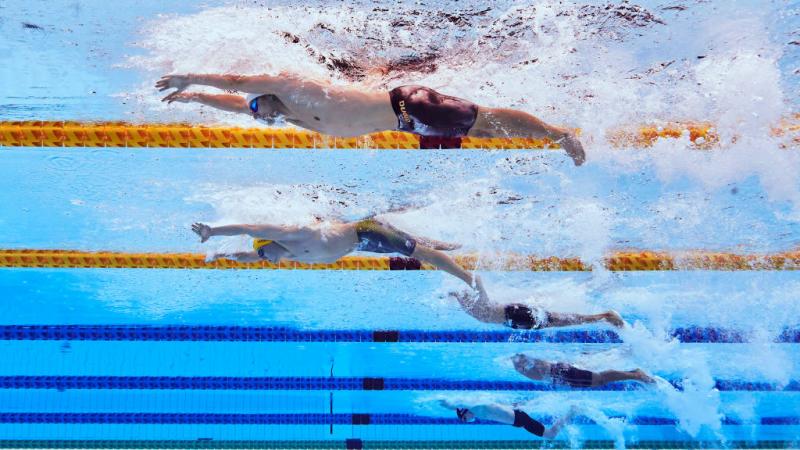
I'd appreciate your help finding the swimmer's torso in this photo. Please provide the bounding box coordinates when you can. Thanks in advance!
[255,81,397,136]
[274,222,359,263]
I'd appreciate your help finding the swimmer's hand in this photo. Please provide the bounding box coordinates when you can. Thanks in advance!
[156,74,192,93]
[603,310,625,328]
[559,132,586,166]
[192,222,212,243]
[161,91,196,104]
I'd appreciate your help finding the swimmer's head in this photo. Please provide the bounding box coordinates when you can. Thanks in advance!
[511,353,529,369]
[254,239,289,264]
[247,94,283,125]
[456,408,475,423]
[512,354,546,378]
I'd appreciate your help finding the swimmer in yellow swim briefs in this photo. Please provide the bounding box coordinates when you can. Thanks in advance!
[157,73,586,165]
[192,217,478,288]
[192,217,622,330]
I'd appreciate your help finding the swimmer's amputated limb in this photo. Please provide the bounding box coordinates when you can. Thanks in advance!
[469,107,586,166]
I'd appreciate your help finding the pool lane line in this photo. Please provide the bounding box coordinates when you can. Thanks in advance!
[1,325,797,344]
[0,440,793,450]
[0,412,795,426]
[0,121,736,149]
[0,375,796,392]
[2,248,800,271]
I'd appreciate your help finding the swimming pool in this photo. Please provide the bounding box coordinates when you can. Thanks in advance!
[2,0,800,448]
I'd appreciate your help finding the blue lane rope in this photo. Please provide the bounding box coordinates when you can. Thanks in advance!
[0,376,797,392]
[0,412,794,426]
[0,439,794,450]
[0,325,796,343]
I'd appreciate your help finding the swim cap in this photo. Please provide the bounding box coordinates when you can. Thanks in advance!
[253,239,273,250]
[456,408,470,422]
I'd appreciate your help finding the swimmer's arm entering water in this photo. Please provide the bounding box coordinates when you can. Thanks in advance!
[162,92,250,114]
[192,222,306,243]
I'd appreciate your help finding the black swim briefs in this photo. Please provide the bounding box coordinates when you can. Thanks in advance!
[389,85,479,137]
[504,304,550,330]
[550,363,594,388]
[355,219,417,257]
[512,409,545,437]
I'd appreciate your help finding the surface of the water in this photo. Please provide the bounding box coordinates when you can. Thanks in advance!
[1,0,800,447]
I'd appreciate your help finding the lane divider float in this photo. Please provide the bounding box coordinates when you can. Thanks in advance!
[0,118,795,149]
[1,249,798,271]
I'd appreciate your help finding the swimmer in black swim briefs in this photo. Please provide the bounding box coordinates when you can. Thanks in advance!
[439,399,578,439]
[445,289,626,330]
[158,73,586,165]
[512,354,655,388]
[191,215,487,294]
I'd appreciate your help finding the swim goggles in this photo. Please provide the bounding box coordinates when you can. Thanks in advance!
[249,96,260,114]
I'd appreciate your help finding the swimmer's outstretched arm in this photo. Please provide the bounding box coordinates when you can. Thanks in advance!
[209,251,261,263]
[157,73,320,98]
[192,222,305,243]
[542,407,578,439]
[162,92,250,114]
[449,286,505,324]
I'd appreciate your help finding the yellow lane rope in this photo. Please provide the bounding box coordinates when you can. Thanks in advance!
[0,119,794,149]
[1,249,798,271]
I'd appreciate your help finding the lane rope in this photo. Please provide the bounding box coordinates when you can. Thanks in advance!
[0,412,792,426]
[0,118,795,149]
[0,375,795,392]
[1,249,798,271]
[0,438,797,450]
[0,325,797,344]
[0,440,791,450]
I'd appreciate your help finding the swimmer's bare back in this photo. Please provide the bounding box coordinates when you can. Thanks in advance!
[157,74,586,165]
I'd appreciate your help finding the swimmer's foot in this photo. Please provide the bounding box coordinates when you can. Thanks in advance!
[559,133,586,166]
[633,369,656,384]
[603,310,624,328]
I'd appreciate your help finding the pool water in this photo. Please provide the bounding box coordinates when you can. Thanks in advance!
[1,0,800,448]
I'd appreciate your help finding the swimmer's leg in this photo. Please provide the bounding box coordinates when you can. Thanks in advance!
[470,107,585,166]
[412,245,475,287]
[593,369,655,387]
[545,310,624,328]
[415,237,462,251]
[377,220,462,251]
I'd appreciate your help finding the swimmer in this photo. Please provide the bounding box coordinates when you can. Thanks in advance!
[449,289,624,330]
[191,218,485,292]
[439,399,577,439]
[511,354,654,388]
[156,74,586,165]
